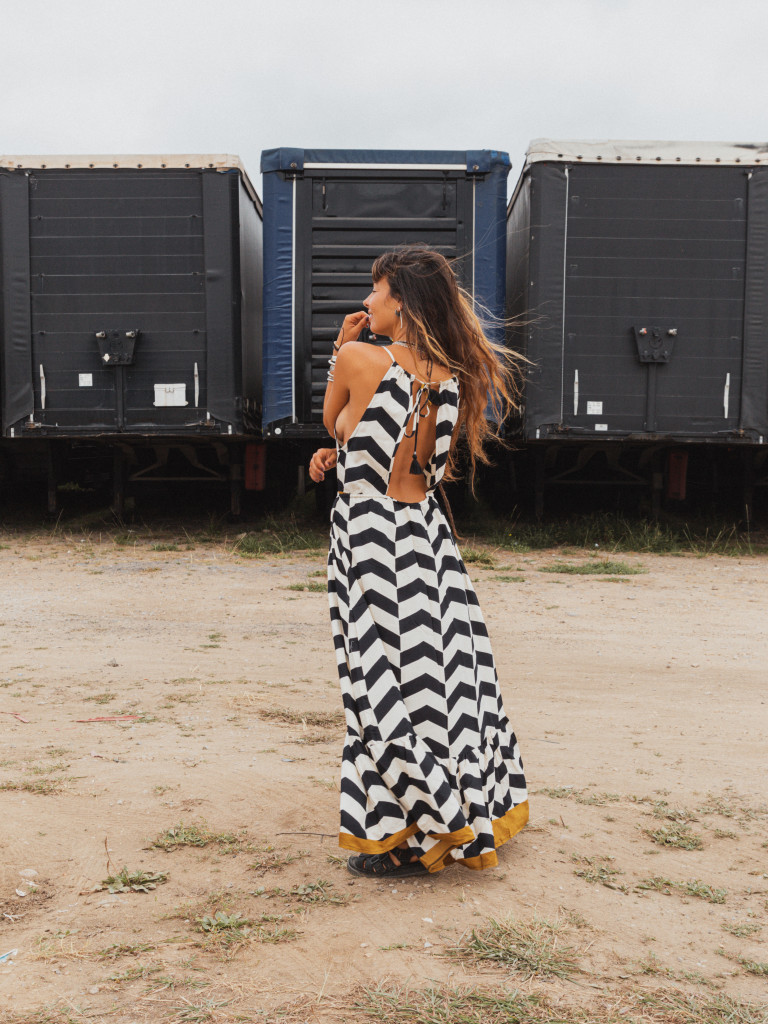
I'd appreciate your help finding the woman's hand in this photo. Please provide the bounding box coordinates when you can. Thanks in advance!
[336,311,369,348]
[309,447,337,483]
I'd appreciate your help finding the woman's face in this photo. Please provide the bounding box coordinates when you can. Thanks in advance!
[363,277,399,338]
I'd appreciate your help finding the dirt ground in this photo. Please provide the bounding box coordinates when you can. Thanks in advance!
[0,521,766,1023]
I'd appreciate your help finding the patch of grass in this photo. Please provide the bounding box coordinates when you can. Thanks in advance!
[197,910,249,933]
[493,574,526,583]
[293,730,336,745]
[651,800,698,823]
[167,997,231,1021]
[151,822,246,854]
[0,777,66,795]
[644,822,704,850]
[712,828,739,839]
[98,942,157,959]
[257,706,344,728]
[250,845,308,873]
[108,963,163,983]
[356,984,537,1024]
[151,542,180,551]
[535,785,581,799]
[27,761,69,775]
[286,580,326,592]
[483,511,763,556]
[539,559,644,575]
[572,854,627,891]
[575,791,621,806]
[636,876,726,904]
[234,517,327,557]
[636,951,672,976]
[97,867,168,893]
[722,920,762,937]
[259,879,352,906]
[461,547,498,568]
[83,692,116,704]
[638,990,767,1024]
[735,957,768,977]
[448,915,580,980]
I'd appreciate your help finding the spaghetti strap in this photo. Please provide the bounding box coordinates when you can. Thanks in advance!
[384,346,397,364]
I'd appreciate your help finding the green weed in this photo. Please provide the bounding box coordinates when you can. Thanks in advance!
[636,876,726,904]
[572,853,626,891]
[644,823,704,850]
[259,879,351,906]
[151,822,246,854]
[97,867,168,894]
[722,921,761,937]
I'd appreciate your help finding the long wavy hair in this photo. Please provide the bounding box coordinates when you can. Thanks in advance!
[371,244,520,489]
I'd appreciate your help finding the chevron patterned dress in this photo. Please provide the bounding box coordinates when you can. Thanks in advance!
[328,349,528,873]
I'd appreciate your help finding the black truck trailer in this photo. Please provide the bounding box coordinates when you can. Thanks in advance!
[260,148,510,442]
[0,154,262,514]
[506,139,768,515]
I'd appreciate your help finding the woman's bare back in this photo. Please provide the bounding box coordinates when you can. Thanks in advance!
[333,344,455,502]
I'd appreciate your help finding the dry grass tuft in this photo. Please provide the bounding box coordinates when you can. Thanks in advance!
[447,915,580,980]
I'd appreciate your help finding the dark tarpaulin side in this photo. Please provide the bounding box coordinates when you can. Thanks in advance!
[741,168,768,438]
[525,162,569,436]
[260,153,295,430]
[0,171,34,434]
[238,175,263,431]
[470,151,511,342]
[202,170,241,430]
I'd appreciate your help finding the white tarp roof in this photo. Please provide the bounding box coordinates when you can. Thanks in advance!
[0,153,260,202]
[526,139,768,167]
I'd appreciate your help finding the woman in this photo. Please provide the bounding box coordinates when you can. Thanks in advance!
[309,245,528,878]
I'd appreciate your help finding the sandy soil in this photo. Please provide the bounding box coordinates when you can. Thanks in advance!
[0,525,766,1022]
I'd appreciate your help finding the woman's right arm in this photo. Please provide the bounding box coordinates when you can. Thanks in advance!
[322,312,369,435]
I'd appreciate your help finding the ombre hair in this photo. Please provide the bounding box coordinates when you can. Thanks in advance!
[371,244,520,490]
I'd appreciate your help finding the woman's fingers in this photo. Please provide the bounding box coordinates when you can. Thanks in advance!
[309,448,337,483]
[338,311,370,344]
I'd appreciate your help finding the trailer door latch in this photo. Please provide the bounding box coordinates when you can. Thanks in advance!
[633,326,677,363]
[95,329,140,365]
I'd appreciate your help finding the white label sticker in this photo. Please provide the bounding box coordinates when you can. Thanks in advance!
[78,373,93,387]
[153,383,188,407]
[587,401,603,415]
[595,423,608,431]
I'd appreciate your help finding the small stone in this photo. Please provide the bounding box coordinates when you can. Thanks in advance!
[421,917,433,923]
[88,986,100,995]
[19,869,38,880]
[424,941,433,948]
[106,659,118,667]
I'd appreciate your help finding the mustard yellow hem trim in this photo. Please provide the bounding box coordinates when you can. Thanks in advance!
[338,800,529,873]
[493,799,529,848]
[460,850,500,871]
[338,822,418,855]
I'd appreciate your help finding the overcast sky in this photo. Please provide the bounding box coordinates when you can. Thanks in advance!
[1,0,766,194]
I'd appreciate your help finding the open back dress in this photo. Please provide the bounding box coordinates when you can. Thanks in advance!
[327,347,528,872]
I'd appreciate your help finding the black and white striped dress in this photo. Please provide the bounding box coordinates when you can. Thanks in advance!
[328,348,528,873]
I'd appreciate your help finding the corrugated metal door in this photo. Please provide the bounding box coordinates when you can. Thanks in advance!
[295,171,472,423]
[562,165,747,437]
[28,169,207,430]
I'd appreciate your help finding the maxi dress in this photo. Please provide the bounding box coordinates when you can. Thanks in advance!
[327,348,528,873]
